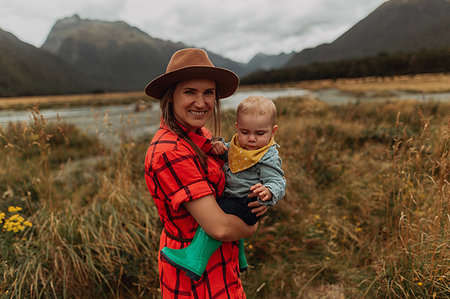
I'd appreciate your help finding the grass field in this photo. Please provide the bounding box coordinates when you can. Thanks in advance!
[0,91,150,110]
[288,73,450,94]
[0,75,449,298]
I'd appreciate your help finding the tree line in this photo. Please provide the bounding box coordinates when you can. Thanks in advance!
[240,48,450,85]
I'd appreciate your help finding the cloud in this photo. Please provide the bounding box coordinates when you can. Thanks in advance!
[124,0,386,62]
[77,0,127,20]
[0,0,387,62]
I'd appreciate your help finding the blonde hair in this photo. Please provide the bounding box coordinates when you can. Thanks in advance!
[237,96,277,126]
[160,84,221,168]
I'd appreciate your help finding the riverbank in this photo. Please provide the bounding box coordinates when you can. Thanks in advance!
[0,91,150,110]
[1,73,449,110]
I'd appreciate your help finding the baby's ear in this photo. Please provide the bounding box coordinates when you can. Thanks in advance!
[272,125,278,135]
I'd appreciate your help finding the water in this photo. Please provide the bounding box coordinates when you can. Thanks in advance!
[0,88,309,144]
[0,87,448,145]
[0,103,161,147]
[222,88,308,109]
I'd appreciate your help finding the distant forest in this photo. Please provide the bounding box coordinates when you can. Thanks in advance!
[240,48,450,85]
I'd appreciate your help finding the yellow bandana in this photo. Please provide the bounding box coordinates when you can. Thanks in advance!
[228,134,275,173]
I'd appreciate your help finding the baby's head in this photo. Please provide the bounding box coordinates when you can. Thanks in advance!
[235,96,278,150]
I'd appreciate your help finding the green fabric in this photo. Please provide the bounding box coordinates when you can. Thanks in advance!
[238,238,248,272]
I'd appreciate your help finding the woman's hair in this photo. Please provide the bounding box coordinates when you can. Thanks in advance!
[160,83,222,168]
[237,96,277,126]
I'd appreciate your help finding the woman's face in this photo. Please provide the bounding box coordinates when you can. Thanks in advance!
[172,79,217,132]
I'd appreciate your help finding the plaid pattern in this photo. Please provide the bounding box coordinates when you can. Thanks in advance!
[145,124,246,298]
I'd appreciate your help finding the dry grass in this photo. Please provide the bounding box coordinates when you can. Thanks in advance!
[240,97,449,298]
[0,91,151,110]
[242,73,450,94]
[295,73,450,94]
[0,91,449,298]
[0,112,161,298]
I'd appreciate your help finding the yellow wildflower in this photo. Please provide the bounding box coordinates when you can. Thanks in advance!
[9,214,24,222]
[24,221,32,227]
[417,282,423,286]
[8,206,22,213]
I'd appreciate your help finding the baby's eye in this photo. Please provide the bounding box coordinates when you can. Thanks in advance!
[240,131,249,135]
[256,132,266,135]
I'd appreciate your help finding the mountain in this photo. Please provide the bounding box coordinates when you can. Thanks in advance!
[42,14,250,92]
[41,14,185,92]
[286,0,450,67]
[0,28,99,97]
[247,52,295,72]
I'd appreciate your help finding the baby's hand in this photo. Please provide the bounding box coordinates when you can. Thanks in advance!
[249,183,273,202]
[211,141,228,155]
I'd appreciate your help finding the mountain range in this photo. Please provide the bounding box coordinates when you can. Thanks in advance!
[287,0,450,66]
[0,0,449,97]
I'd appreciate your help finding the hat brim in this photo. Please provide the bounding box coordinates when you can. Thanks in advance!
[145,66,239,100]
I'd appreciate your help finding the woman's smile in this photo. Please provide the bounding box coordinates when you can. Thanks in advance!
[189,110,208,116]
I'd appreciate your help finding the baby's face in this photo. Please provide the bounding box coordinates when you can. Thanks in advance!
[236,112,277,150]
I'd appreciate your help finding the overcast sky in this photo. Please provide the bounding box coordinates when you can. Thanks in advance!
[0,0,387,63]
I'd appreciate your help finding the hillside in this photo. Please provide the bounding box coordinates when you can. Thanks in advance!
[41,15,250,92]
[0,28,98,97]
[286,0,450,67]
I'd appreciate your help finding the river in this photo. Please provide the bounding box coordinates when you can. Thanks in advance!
[0,87,449,146]
[0,88,308,146]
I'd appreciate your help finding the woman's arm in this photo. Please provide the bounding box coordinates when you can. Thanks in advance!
[184,195,258,242]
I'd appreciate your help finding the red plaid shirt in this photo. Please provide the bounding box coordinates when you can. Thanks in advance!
[145,123,246,298]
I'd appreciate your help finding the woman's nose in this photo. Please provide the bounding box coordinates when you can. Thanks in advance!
[193,95,207,107]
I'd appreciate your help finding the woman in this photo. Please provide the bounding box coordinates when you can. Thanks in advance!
[144,48,267,298]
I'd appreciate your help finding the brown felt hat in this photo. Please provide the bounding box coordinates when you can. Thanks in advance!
[145,48,239,100]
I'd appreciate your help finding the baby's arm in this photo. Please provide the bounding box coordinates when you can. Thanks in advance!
[250,147,286,206]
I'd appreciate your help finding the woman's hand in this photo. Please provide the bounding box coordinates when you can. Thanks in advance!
[248,200,268,217]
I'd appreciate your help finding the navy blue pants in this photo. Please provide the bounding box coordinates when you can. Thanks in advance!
[217,194,261,225]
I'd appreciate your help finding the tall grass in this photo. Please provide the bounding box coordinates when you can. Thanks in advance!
[0,98,448,298]
[238,97,449,298]
[0,109,160,298]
